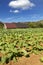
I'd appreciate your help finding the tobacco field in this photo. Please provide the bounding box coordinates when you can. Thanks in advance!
[0,28,43,64]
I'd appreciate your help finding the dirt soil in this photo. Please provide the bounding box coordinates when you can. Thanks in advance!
[1,53,42,65]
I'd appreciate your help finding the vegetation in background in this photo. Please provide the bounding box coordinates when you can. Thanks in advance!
[27,20,43,28]
[0,22,4,28]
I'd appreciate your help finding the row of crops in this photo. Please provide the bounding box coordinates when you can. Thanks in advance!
[0,28,43,64]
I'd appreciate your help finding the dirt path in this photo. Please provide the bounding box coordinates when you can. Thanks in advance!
[3,53,43,65]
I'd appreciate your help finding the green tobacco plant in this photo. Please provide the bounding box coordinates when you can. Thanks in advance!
[0,28,43,64]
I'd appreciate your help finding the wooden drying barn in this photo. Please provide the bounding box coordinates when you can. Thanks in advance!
[4,23,28,29]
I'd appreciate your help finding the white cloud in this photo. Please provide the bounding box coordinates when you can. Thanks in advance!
[10,10,19,13]
[14,10,19,13]
[9,0,35,10]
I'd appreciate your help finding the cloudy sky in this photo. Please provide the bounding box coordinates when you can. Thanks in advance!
[0,0,43,22]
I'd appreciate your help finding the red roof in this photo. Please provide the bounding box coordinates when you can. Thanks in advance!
[5,23,17,29]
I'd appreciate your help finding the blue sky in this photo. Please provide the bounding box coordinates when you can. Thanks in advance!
[0,0,43,22]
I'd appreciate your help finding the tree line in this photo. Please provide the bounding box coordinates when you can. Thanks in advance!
[26,20,43,28]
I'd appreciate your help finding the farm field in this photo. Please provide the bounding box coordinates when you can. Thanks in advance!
[0,28,43,65]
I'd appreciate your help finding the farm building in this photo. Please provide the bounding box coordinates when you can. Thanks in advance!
[0,22,28,29]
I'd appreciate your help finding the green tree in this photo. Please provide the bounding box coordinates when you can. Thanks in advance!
[0,21,4,28]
